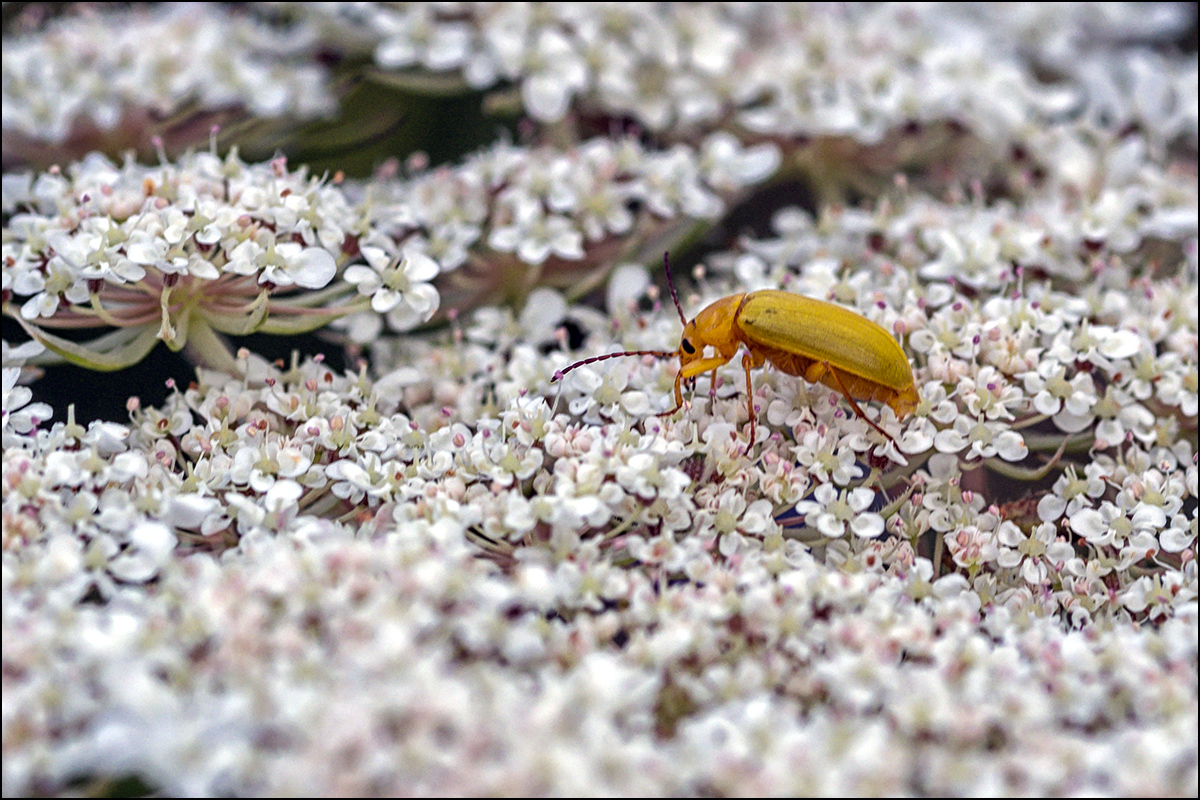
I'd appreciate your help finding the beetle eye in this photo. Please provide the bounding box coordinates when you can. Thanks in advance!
[681,340,696,355]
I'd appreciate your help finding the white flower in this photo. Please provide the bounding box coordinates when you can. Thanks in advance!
[933,415,1028,462]
[642,147,723,219]
[2,367,52,441]
[161,494,222,532]
[326,453,381,503]
[792,430,863,485]
[909,308,983,361]
[1036,464,1108,521]
[261,242,337,289]
[488,197,585,265]
[919,226,1007,291]
[375,5,472,72]
[344,244,440,330]
[473,436,545,489]
[1159,514,1195,554]
[615,453,690,501]
[698,489,773,540]
[106,521,176,583]
[1091,386,1155,448]
[561,359,654,421]
[796,483,885,539]
[956,367,1023,422]
[698,133,780,193]
[995,520,1075,586]
[1022,359,1098,423]
[1068,501,1130,549]
[520,28,589,122]
[16,255,92,319]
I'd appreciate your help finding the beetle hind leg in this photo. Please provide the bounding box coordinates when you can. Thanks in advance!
[807,361,897,444]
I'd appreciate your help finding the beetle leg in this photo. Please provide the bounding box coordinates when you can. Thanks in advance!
[667,355,735,420]
[679,355,730,380]
[657,368,686,418]
[741,353,757,447]
[816,362,896,444]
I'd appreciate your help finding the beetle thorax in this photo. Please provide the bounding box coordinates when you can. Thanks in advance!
[690,294,746,349]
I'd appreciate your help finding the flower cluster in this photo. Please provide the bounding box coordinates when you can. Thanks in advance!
[338,133,778,340]
[3,3,1197,796]
[3,344,1196,794]
[2,132,777,367]
[3,301,1196,791]
[543,239,1195,629]
[5,228,1194,618]
[2,4,335,165]
[305,3,1194,147]
[2,149,387,372]
[285,0,1200,213]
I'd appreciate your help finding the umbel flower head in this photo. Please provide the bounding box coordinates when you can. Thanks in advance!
[2,4,1197,797]
[3,133,779,374]
[2,147,436,374]
[1,3,337,170]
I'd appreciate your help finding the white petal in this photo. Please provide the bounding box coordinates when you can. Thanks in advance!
[290,248,338,289]
[108,522,176,583]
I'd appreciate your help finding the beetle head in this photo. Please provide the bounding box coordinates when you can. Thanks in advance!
[677,319,703,371]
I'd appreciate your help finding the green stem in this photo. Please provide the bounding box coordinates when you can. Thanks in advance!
[183,318,240,375]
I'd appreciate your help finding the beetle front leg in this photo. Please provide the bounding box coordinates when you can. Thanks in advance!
[657,369,686,418]
[741,353,757,447]
[667,355,733,420]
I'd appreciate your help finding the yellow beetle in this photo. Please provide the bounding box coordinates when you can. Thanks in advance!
[556,255,919,447]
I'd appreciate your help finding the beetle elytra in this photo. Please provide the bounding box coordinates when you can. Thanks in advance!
[554,254,919,447]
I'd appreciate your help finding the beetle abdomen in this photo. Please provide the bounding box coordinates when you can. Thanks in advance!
[737,290,913,392]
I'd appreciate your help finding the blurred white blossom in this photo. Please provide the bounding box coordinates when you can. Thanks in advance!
[3,4,1198,797]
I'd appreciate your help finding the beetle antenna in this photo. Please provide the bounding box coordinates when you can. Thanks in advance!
[553,349,678,381]
[664,251,687,326]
